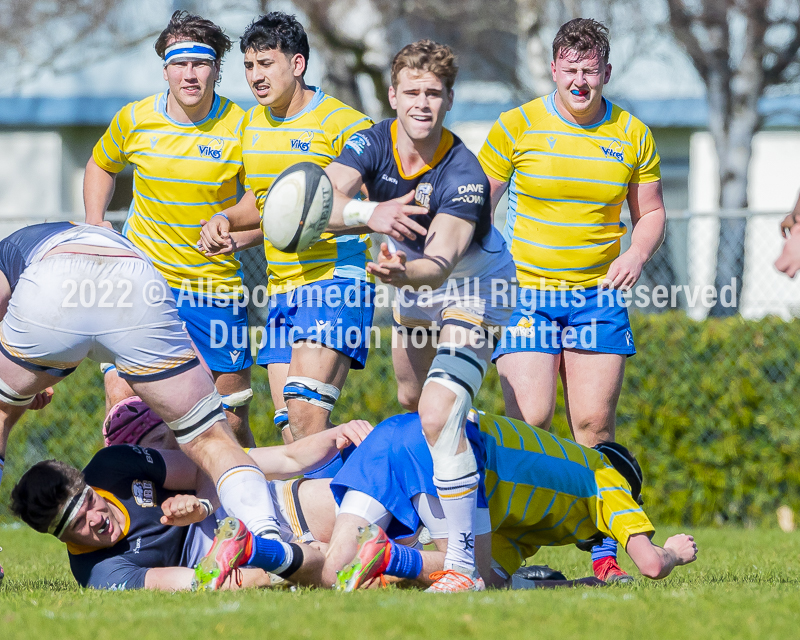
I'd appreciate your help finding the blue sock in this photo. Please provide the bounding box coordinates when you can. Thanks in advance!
[384,542,423,580]
[246,536,293,573]
[591,537,618,562]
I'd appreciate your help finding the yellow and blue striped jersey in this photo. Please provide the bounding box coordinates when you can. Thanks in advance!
[478,93,661,288]
[474,411,654,576]
[240,88,372,295]
[93,92,246,296]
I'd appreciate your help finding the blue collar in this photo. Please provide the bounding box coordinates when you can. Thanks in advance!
[158,91,221,128]
[544,91,612,129]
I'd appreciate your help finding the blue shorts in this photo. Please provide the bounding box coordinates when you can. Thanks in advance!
[330,413,487,540]
[255,278,375,370]
[172,289,253,373]
[493,286,635,359]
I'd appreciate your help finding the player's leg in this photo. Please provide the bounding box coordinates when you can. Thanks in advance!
[267,362,292,443]
[101,364,136,414]
[416,322,492,588]
[282,279,374,441]
[284,341,351,439]
[391,325,436,411]
[496,351,560,428]
[559,286,634,583]
[213,368,254,448]
[560,350,625,446]
[174,290,255,447]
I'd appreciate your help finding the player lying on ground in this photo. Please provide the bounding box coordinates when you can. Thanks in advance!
[0,222,292,544]
[10,419,370,590]
[324,410,698,589]
[320,39,516,592]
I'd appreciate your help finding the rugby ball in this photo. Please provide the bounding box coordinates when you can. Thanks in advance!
[262,162,333,253]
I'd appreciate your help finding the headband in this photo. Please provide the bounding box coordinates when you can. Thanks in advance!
[49,485,90,540]
[163,41,217,67]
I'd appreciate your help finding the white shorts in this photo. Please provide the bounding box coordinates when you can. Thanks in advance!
[0,253,197,380]
[272,479,317,543]
[392,260,515,340]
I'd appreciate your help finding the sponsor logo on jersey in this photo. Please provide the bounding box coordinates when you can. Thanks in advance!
[507,315,536,337]
[198,137,224,159]
[452,183,485,205]
[381,173,398,185]
[344,133,369,155]
[133,537,141,554]
[546,135,557,149]
[149,136,158,149]
[415,183,433,208]
[290,131,314,152]
[132,480,156,508]
[131,446,154,464]
[600,140,624,162]
[252,133,260,145]
[229,350,241,365]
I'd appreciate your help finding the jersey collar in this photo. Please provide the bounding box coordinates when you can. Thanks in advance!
[267,86,324,123]
[158,91,221,128]
[544,91,612,129]
[390,119,454,181]
[66,488,131,556]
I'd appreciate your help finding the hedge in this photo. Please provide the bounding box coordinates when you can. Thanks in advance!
[1,312,799,527]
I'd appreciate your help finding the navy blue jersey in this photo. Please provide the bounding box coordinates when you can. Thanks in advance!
[334,119,492,259]
[0,222,74,291]
[68,446,189,590]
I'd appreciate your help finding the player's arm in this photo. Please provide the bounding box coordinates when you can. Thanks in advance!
[158,449,203,491]
[83,156,117,230]
[625,532,697,579]
[603,180,666,290]
[779,191,800,237]
[366,213,475,290]
[143,567,196,591]
[199,190,261,256]
[247,420,373,480]
[487,176,509,224]
[325,163,429,241]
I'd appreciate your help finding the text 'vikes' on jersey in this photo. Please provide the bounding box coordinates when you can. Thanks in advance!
[240,88,372,295]
[479,93,661,289]
[93,93,246,297]
[333,119,510,281]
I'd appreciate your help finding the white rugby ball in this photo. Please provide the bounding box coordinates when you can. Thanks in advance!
[262,162,333,253]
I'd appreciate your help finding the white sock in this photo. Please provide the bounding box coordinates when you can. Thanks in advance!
[216,465,281,539]
[433,471,480,573]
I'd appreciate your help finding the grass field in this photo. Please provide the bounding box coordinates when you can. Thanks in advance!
[1,525,799,639]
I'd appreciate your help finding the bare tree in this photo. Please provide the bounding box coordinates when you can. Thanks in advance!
[665,0,800,316]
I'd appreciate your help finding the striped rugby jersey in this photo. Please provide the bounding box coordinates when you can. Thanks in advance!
[474,411,654,576]
[93,92,246,297]
[241,88,372,295]
[478,92,661,288]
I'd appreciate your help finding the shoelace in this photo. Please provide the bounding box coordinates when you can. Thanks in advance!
[427,570,476,591]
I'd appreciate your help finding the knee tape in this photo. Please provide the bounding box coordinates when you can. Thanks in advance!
[221,388,253,410]
[425,343,487,400]
[273,407,289,431]
[283,376,340,413]
[166,390,226,445]
[421,376,478,480]
[0,376,35,407]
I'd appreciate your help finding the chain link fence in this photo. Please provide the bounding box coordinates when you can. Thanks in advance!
[0,210,798,524]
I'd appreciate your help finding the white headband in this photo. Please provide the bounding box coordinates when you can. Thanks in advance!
[163,41,217,67]
[49,485,90,539]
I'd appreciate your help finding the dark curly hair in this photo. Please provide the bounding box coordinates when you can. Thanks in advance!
[154,10,233,62]
[10,460,86,534]
[239,12,310,73]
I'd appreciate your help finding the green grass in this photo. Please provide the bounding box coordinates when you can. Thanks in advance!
[2,525,799,639]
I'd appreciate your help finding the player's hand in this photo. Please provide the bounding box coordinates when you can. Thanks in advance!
[780,212,799,238]
[366,243,408,285]
[160,495,210,527]
[335,419,373,449]
[368,191,429,241]
[775,229,800,278]
[664,534,697,565]
[87,220,115,231]
[28,387,54,411]
[198,215,233,256]
[602,246,646,291]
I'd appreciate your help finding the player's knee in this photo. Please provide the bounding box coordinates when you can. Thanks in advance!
[0,376,36,408]
[165,390,226,445]
[282,377,339,437]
